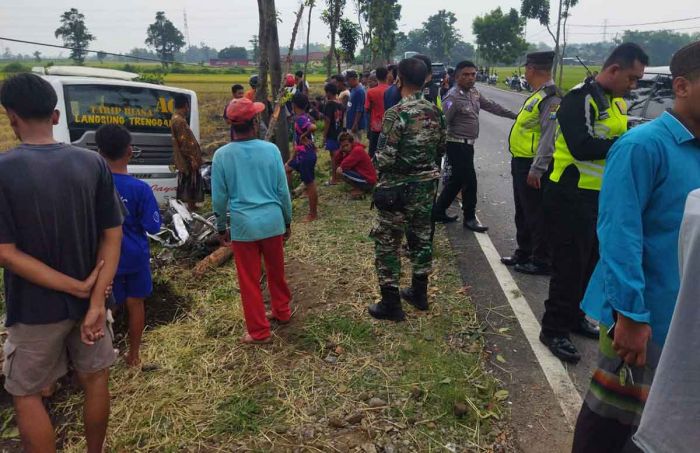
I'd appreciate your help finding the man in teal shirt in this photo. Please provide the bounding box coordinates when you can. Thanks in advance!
[212,98,293,345]
[573,41,700,452]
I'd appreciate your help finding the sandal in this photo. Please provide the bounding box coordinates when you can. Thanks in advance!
[239,334,272,345]
[266,311,291,325]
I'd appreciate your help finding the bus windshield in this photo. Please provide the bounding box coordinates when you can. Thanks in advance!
[63,84,189,142]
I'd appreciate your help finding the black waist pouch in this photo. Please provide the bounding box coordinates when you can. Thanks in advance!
[373,184,412,211]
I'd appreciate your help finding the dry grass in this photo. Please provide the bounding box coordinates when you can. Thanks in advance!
[0,77,510,452]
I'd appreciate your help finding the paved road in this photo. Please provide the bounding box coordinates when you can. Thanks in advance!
[442,83,600,451]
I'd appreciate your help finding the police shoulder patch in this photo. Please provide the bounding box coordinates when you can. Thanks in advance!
[548,103,559,120]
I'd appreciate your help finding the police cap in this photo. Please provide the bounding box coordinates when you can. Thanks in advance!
[524,51,555,70]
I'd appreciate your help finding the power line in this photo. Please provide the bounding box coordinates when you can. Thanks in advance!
[0,36,206,67]
[569,16,700,28]
[565,25,700,35]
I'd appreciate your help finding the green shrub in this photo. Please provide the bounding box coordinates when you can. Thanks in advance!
[3,62,30,73]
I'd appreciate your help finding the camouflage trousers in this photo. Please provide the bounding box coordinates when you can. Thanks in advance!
[370,181,437,289]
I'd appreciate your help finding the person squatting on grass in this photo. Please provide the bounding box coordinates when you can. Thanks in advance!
[0,73,124,453]
[95,124,162,369]
[368,57,447,322]
[212,98,293,345]
[286,93,319,222]
[334,132,377,198]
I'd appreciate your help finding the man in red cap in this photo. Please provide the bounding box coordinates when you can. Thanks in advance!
[212,98,293,344]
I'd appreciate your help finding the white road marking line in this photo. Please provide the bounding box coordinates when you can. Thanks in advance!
[471,222,583,429]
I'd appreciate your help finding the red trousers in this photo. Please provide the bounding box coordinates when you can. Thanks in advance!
[231,235,291,340]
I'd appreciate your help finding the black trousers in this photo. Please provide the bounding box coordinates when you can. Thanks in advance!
[572,403,642,453]
[433,142,477,220]
[541,177,599,337]
[368,130,381,159]
[511,158,549,264]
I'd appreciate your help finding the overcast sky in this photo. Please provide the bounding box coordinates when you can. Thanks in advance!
[1,0,698,57]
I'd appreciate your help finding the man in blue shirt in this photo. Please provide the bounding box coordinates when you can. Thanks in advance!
[212,98,293,345]
[573,41,700,453]
[345,70,367,140]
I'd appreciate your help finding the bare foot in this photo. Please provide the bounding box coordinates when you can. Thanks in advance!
[303,214,318,223]
[124,352,142,368]
[239,334,272,345]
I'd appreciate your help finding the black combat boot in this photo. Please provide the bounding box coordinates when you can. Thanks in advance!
[400,274,429,311]
[368,286,406,322]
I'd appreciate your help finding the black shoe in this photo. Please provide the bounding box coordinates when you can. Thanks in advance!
[463,218,488,233]
[572,318,600,339]
[368,287,406,322]
[501,251,530,266]
[432,212,458,223]
[539,332,581,364]
[400,275,429,311]
[514,262,550,276]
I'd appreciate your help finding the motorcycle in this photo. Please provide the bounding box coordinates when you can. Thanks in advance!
[487,74,498,85]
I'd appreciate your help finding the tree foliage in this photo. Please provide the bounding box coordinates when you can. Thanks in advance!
[218,46,249,60]
[619,30,699,65]
[357,0,401,64]
[338,18,360,63]
[395,30,428,56]
[422,10,461,62]
[322,0,346,76]
[449,41,476,63]
[472,7,528,65]
[145,11,186,66]
[55,8,95,64]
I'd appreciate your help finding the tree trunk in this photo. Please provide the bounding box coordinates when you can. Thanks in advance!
[552,0,564,81]
[257,0,270,122]
[287,2,305,74]
[259,0,289,161]
[558,7,570,87]
[335,48,342,74]
[304,1,314,81]
[327,0,339,78]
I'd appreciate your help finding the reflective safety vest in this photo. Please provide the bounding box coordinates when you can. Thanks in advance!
[508,84,559,158]
[549,86,627,191]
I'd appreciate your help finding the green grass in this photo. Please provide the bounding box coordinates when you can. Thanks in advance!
[490,65,601,92]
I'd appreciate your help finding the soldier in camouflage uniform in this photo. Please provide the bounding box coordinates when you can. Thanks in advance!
[368,58,447,322]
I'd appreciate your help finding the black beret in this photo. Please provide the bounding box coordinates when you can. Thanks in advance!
[525,51,555,67]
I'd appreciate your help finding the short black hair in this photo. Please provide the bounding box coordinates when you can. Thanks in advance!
[95,124,132,161]
[603,43,650,70]
[232,118,256,134]
[455,61,477,73]
[232,84,244,93]
[413,54,432,72]
[332,74,346,85]
[295,70,304,78]
[346,70,358,80]
[398,58,428,89]
[670,40,700,80]
[292,92,309,110]
[324,82,339,95]
[0,73,57,120]
[174,93,190,109]
[387,64,398,80]
[375,67,388,81]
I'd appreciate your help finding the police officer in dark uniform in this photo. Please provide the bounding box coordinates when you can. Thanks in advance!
[539,43,649,363]
[501,51,562,275]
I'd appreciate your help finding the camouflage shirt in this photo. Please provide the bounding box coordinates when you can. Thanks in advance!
[375,92,446,188]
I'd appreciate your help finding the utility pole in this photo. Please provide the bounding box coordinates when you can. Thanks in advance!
[603,19,608,42]
[183,9,191,49]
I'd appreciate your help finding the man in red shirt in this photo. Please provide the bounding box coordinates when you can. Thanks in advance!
[335,132,377,198]
[365,67,389,158]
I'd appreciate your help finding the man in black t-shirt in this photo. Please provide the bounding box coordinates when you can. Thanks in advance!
[0,74,124,453]
[322,82,346,184]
